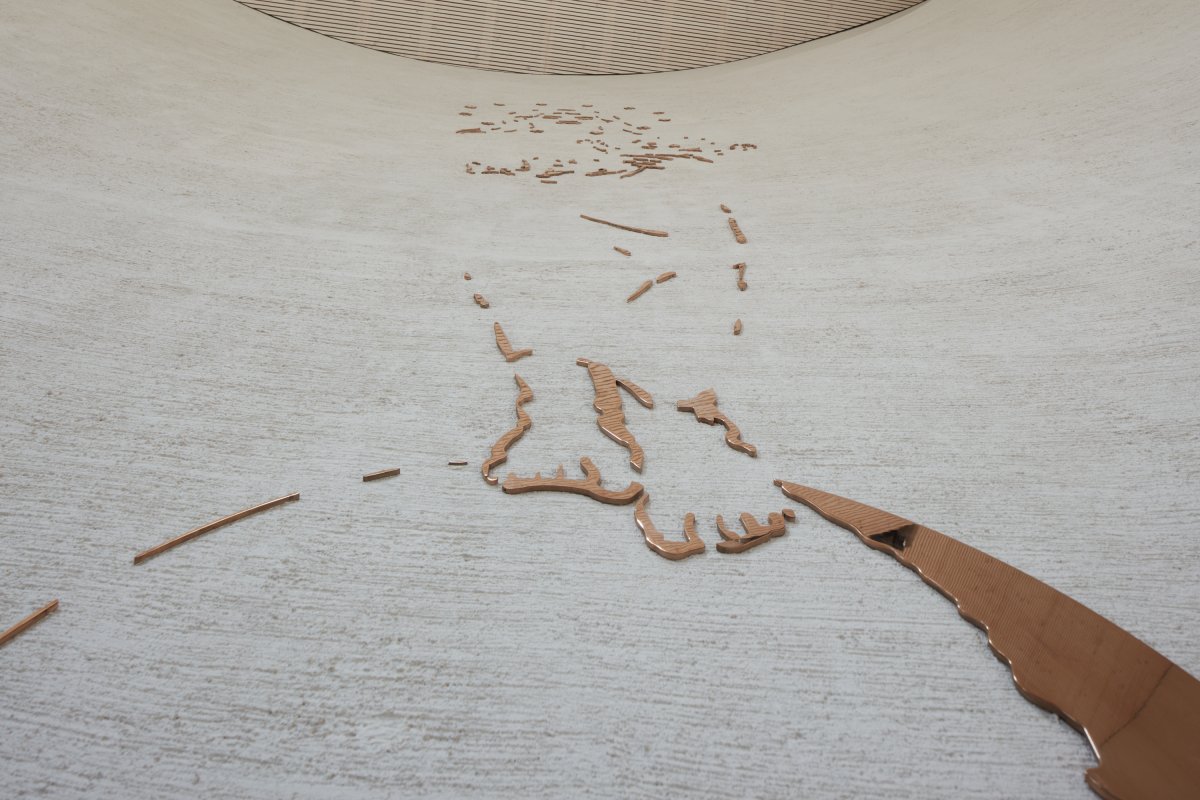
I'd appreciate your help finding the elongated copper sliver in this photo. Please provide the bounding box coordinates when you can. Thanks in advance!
[613,246,631,257]
[580,214,668,238]
[362,467,401,482]
[133,493,299,565]
[473,293,490,309]
[0,599,59,647]
[733,319,743,335]
[627,280,653,303]
[656,271,676,284]
[728,218,747,244]
[449,460,468,466]
[720,204,732,213]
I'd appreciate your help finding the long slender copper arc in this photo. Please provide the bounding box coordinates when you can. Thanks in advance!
[0,599,59,647]
[133,493,300,565]
[579,214,668,237]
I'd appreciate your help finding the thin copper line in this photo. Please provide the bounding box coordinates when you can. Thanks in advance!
[362,467,401,482]
[627,280,653,303]
[133,493,300,565]
[0,599,59,647]
[580,214,668,237]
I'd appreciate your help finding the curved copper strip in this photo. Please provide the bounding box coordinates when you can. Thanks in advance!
[133,493,299,565]
[775,480,1200,800]
[579,214,668,237]
[502,457,643,505]
[634,494,705,561]
[481,374,534,486]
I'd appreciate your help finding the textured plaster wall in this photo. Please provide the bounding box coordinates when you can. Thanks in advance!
[1,0,1198,797]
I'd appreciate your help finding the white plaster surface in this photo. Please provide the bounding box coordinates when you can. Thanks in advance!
[1,1,1198,797]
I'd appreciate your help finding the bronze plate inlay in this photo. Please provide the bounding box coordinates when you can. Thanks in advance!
[775,480,1200,800]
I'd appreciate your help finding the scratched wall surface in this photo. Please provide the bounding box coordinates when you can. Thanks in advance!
[232,0,925,75]
[1,1,1199,798]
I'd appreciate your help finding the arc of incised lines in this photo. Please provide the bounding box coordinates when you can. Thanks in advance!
[494,322,533,362]
[715,510,793,554]
[481,374,534,486]
[502,457,644,505]
[676,389,757,457]
[577,358,653,472]
[634,494,705,560]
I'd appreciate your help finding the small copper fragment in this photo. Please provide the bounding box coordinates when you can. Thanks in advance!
[676,388,757,456]
[579,214,668,238]
[362,467,401,482]
[614,246,631,257]
[727,217,747,244]
[733,262,747,291]
[473,293,490,309]
[775,480,1200,800]
[577,358,653,472]
[482,374,533,485]
[464,272,472,280]
[456,128,484,134]
[448,460,468,466]
[655,271,676,284]
[494,322,533,362]
[715,511,791,554]
[627,280,653,303]
[502,457,643,505]
[635,494,705,560]
[0,599,59,647]
[733,319,743,335]
[133,493,300,565]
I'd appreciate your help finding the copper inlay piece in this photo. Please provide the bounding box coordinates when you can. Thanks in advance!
[473,293,490,309]
[627,279,653,303]
[634,494,705,561]
[715,511,791,554]
[133,493,299,565]
[733,262,747,291]
[577,358,653,472]
[456,127,484,134]
[676,388,757,456]
[481,374,533,486]
[0,599,59,648]
[655,271,676,284]
[502,457,644,505]
[720,203,732,213]
[463,272,472,280]
[362,467,401,482]
[775,480,1200,800]
[493,322,533,362]
[579,214,668,238]
[448,460,468,466]
[733,319,743,335]
[613,246,631,257]
[727,218,747,244]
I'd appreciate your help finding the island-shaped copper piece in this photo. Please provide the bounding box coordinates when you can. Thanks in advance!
[634,494,705,561]
[774,480,1200,800]
[577,358,653,472]
[715,510,791,553]
[503,457,643,505]
[493,322,533,362]
[676,389,757,456]
[482,374,533,486]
